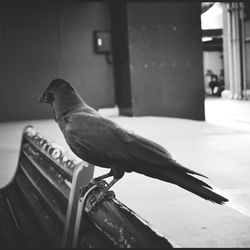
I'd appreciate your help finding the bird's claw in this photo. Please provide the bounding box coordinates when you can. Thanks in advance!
[81,179,107,194]
[90,178,97,184]
[88,190,115,215]
[81,180,115,215]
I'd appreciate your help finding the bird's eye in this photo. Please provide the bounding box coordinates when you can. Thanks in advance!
[38,91,54,103]
[46,92,55,103]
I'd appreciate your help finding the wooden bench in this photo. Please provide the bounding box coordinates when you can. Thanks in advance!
[0,126,173,248]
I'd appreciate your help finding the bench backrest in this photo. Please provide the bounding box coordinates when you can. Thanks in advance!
[0,126,94,247]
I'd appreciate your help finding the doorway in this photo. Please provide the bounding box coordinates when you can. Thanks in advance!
[201,2,248,101]
[201,2,225,98]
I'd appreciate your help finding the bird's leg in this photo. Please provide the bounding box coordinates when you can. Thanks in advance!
[91,170,113,183]
[81,170,113,196]
[89,169,124,211]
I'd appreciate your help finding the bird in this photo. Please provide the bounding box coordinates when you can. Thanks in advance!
[38,78,228,207]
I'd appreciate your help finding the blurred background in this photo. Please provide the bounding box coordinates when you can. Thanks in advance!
[0,1,250,248]
[0,1,249,122]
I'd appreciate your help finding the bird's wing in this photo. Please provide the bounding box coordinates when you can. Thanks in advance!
[64,111,205,177]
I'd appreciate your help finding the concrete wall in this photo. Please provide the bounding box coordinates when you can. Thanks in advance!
[0,2,114,122]
[59,2,115,109]
[126,3,205,120]
[0,2,205,122]
[0,2,59,122]
[110,2,132,114]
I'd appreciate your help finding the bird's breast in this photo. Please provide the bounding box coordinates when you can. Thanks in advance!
[63,129,108,166]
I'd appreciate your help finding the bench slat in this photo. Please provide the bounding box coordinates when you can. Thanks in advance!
[19,159,67,225]
[78,215,118,248]
[5,183,49,247]
[15,173,62,247]
[22,143,70,201]
[24,132,75,181]
[80,186,173,248]
[0,193,21,247]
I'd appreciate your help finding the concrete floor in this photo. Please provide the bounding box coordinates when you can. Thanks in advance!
[1,97,250,247]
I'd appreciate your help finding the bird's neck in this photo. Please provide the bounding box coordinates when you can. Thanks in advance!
[52,91,84,121]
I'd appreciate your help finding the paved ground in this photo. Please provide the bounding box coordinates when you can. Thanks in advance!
[1,97,250,247]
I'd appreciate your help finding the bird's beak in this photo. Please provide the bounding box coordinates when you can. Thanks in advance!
[37,92,47,103]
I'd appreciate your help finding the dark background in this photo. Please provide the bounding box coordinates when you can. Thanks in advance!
[0,1,204,121]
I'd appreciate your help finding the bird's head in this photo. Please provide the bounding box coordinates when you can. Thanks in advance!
[38,78,75,105]
[38,78,84,120]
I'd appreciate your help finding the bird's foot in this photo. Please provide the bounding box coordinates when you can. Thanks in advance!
[90,178,98,184]
[81,179,106,194]
[88,190,115,214]
[82,180,115,215]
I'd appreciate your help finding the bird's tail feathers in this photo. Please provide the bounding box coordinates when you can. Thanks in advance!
[171,160,209,180]
[139,163,228,205]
